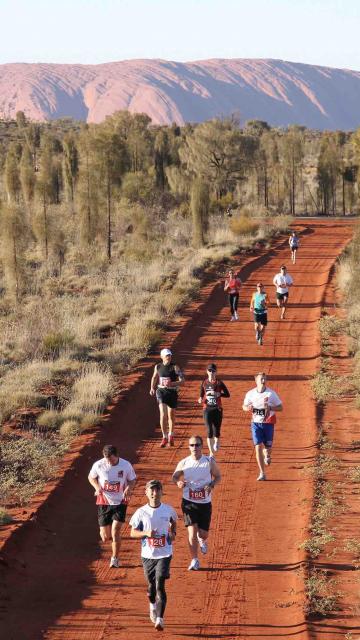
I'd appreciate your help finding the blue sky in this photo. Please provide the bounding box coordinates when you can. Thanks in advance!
[0,0,359,70]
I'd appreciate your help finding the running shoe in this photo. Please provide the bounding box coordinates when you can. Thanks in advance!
[168,434,174,447]
[257,472,266,481]
[230,315,235,322]
[213,441,220,452]
[263,449,271,466]
[234,311,239,320]
[188,558,200,571]
[197,534,208,555]
[154,617,164,631]
[160,436,168,448]
[149,603,157,623]
[110,556,120,568]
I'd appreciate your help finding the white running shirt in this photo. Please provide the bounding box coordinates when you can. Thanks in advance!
[243,387,282,424]
[174,454,212,504]
[129,502,177,559]
[273,273,293,294]
[89,457,136,505]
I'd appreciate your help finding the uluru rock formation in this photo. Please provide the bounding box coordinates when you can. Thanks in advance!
[1,58,360,130]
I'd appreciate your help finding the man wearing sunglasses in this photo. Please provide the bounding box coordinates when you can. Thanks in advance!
[172,436,221,570]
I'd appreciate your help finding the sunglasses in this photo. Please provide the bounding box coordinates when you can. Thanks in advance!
[189,443,201,447]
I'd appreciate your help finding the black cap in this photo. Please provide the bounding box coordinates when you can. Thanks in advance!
[146,479,163,490]
[207,363,217,372]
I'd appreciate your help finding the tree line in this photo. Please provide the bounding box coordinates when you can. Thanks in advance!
[0,110,359,299]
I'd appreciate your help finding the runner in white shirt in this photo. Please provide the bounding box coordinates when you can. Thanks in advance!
[242,373,283,480]
[130,480,177,632]
[88,444,136,568]
[172,435,221,571]
[273,265,293,319]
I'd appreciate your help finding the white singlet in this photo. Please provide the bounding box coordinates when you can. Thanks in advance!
[273,273,293,294]
[129,502,177,559]
[243,387,282,424]
[89,457,136,505]
[174,454,212,504]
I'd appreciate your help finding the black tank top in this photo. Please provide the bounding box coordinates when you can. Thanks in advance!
[157,362,178,388]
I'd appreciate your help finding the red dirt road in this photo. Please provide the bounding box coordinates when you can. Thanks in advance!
[0,219,354,640]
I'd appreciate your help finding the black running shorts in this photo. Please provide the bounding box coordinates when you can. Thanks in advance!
[156,388,178,408]
[276,292,288,301]
[181,498,212,532]
[203,407,223,438]
[97,504,127,527]
[254,312,268,326]
[142,556,172,583]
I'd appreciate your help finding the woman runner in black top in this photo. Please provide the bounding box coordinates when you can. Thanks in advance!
[198,363,230,457]
[150,348,184,448]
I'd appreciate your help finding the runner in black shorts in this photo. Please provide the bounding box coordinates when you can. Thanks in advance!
[250,283,269,345]
[198,363,230,456]
[150,348,184,447]
[88,444,137,568]
[173,436,221,570]
[130,480,177,631]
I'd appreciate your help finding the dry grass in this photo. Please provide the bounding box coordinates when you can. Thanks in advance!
[230,216,260,237]
[304,568,338,616]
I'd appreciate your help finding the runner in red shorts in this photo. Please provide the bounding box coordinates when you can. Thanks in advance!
[88,444,136,568]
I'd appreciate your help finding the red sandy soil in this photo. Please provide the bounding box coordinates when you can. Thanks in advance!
[0,219,355,640]
[307,258,360,640]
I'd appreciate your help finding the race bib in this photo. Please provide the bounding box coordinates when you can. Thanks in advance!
[189,487,206,500]
[253,408,266,417]
[148,535,166,548]
[206,392,217,406]
[159,376,171,387]
[103,480,121,493]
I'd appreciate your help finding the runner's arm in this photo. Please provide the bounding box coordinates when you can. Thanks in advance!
[150,365,159,395]
[168,516,177,542]
[220,382,230,398]
[271,402,283,412]
[172,468,186,488]
[198,382,205,404]
[88,473,102,495]
[250,293,255,311]
[173,364,185,387]
[205,458,221,491]
[130,526,157,539]
[242,400,253,412]
[224,278,229,291]
[123,478,137,500]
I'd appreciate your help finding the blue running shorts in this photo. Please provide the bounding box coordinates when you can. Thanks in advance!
[251,422,274,447]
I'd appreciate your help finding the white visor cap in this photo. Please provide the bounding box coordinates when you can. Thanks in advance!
[160,348,172,357]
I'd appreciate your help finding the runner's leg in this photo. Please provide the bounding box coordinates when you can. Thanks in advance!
[168,407,175,436]
[159,403,167,437]
[99,524,111,543]
[155,576,167,617]
[255,444,265,475]
[187,524,199,559]
[111,520,123,558]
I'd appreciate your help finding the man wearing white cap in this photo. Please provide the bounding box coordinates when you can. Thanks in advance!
[150,348,184,447]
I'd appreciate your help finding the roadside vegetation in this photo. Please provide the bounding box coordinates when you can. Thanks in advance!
[0,111,295,515]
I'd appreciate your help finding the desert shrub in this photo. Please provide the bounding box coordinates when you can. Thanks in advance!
[42,331,75,357]
[0,435,65,505]
[36,410,64,432]
[0,508,13,524]
[230,215,260,237]
[121,172,156,205]
[62,363,113,422]
[304,569,338,616]
[0,361,53,424]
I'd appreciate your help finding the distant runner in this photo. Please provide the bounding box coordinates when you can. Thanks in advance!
[130,480,177,632]
[273,265,293,320]
[173,435,221,570]
[224,269,242,321]
[250,282,269,345]
[289,231,300,264]
[88,444,136,568]
[150,348,185,447]
[242,373,283,481]
[198,363,230,456]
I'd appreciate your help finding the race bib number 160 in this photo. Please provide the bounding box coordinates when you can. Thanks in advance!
[189,488,206,500]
